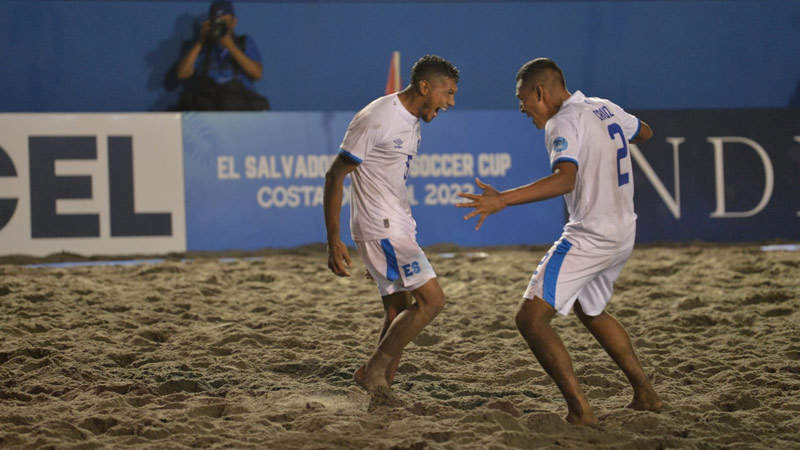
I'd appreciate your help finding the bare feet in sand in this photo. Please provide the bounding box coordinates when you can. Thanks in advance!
[354,364,397,387]
[367,386,406,411]
[353,366,368,387]
[354,366,405,411]
[562,393,661,425]
[565,410,598,426]
[627,394,664,412]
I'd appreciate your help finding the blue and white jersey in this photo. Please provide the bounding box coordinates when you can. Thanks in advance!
[545,90,642,253]
[339,93,421,241]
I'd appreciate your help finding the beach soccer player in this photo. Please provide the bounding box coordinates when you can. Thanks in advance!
[457,58,662,425]
[324,55,459,409]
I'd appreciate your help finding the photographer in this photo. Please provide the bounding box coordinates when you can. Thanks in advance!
[176,0,270,111]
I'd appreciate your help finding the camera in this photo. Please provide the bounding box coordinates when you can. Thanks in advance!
[209,18,228,39]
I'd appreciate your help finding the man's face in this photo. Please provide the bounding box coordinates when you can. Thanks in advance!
[516,78,549,129]
[419,76,458,123]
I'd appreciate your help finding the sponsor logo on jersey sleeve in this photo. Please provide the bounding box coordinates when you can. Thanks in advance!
[553,137,568,153]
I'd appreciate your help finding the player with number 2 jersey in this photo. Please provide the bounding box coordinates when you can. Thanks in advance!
[457,58,662,426]
[545,91,640,253]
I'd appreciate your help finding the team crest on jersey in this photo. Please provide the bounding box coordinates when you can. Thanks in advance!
[393,139,403,149]
[553,137,568,153]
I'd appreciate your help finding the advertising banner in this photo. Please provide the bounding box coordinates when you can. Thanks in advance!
[181,111,565,251]
[630,109,800,242]
[0,114,186,256]
[4,109,794,257]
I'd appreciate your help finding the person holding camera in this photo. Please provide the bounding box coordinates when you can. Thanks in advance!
[176,0,270,111]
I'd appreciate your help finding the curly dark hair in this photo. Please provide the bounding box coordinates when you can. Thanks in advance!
[410,55,460,87]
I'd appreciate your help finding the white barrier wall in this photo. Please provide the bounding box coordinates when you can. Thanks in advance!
[0,114,187,257]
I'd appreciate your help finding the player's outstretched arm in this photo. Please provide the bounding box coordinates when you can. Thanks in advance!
[631,121,653,144]
[457,161,576,231]
[324,156,358,276]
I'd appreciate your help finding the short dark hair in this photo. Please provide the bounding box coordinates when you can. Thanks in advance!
[410,55,460,87]
[516,58,566,89]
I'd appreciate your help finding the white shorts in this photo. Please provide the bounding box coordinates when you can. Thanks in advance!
[356,235,436,297]
[523,237,633,316]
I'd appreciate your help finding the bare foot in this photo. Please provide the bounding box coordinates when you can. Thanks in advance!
[354,365,367,387]
[367,385,406,412]
[354,364,390,391]
[565,410,598,426]
[355,364,397,387]
[627,395,664,412]
[355,365,404,411]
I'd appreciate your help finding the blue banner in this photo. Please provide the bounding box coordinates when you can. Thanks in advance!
[630,109,800,242]
[181,109,800,252]
[181,110,565,251]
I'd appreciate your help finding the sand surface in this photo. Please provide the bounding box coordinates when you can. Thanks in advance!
[1,244,799,449]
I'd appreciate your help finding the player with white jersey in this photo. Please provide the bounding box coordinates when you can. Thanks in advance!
[324,55,459,409]
[341,93,421,245]
[547,91,639,255]
[458,58,662,425]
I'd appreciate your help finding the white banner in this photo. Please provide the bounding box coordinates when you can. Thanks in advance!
[0,114,186,257]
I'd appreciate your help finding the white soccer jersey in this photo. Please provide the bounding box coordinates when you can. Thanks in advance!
[339,93,421,241]
[545,90,642,253]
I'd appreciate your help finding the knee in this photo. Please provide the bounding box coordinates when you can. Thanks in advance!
[413,279,445,318]
[420,291,445,320]
[515,307,534,338]
[515,300,547,337]
[428,292,445,317]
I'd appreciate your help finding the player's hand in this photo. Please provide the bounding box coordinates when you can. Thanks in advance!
[364,269,374,281]
[456,177,506,231]
[327,239,352,277]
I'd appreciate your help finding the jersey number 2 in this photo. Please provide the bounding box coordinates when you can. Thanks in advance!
[608,123,630,187]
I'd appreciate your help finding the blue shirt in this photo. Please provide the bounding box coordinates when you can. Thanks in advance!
[194,35,262,91]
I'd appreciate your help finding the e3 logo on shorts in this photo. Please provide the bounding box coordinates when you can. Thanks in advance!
[402,261,421,277]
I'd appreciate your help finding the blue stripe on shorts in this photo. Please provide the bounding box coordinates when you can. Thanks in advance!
[543,238,573,308]
[381,239,400,281]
